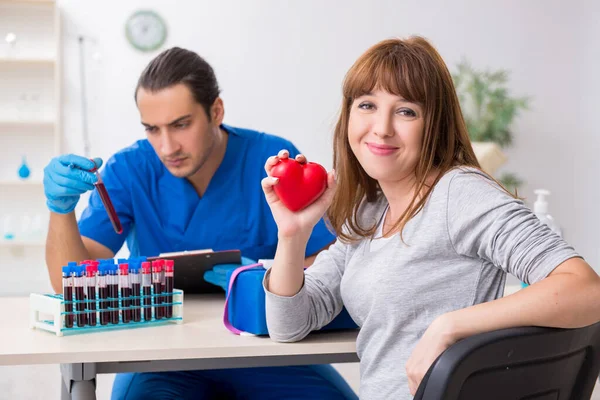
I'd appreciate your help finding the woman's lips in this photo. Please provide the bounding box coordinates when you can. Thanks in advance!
[366,143,399,156]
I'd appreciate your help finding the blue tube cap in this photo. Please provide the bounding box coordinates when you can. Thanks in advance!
[129,261,140,273]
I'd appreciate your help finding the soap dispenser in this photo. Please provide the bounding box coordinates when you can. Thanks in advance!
[533,189,562,236]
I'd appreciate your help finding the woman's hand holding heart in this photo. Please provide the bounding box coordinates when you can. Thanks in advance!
[261,149,336,240]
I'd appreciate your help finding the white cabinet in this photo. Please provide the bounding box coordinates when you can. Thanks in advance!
[0,0,61,294]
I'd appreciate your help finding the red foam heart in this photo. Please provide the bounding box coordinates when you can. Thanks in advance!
[271,158,327,212]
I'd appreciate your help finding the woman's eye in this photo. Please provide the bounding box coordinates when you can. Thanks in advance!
[358,102,375,110]
[398,108,417,117]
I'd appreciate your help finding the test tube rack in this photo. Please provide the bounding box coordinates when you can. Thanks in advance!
[29,288,184,336]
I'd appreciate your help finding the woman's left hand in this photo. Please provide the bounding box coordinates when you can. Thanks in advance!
[405,315,459,395]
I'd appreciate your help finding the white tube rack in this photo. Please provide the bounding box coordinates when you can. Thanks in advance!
[29,289,184,336]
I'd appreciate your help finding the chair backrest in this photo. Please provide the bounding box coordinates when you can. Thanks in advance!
[414,322,600,400]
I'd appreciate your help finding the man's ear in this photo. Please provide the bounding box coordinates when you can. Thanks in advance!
[211,97,225,125]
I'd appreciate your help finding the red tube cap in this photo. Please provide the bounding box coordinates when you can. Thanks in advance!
[141,261,151,274]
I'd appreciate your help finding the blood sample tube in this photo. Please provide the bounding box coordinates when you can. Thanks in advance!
[119,264,131,323]
[73,266,86,327]
[158,259,166,316]
[152,261,163,319]
[141,262,152,321]
[90,260,100,276]
[130,263,141,322]
[164,260,174,318]
[62,266,73,328]
[108,264,119,324]
[88,160,123,235]
[97,265,109,325]
[85,265,97,326]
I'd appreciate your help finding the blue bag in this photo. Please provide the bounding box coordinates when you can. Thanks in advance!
[212,258,357,336]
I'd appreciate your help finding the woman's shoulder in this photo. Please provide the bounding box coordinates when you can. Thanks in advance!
[440,165,490,182]
[434,166,518,208]
[435,166,501,193]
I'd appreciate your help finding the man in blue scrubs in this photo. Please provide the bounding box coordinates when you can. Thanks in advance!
[43,48,356,399]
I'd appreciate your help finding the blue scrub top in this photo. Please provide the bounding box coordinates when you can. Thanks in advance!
[78,124,335,260]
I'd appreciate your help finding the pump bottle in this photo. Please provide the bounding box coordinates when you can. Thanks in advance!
[533,189,562,236]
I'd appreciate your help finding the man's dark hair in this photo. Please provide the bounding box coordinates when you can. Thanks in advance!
[135,47,221,119]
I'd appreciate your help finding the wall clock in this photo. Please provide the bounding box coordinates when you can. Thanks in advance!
[125,10,167,52]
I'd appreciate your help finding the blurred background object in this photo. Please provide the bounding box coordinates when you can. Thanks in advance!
[453,60,529,192]
[470,141,507,176]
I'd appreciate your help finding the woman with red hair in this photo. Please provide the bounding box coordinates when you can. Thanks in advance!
[262,36,600,399]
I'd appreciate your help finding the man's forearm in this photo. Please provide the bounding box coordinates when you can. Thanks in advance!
[45,212,91,293]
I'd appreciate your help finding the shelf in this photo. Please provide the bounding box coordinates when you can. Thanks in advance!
[0,239,44,247]
[0,57,55,65]
[0,180,42,186]
[0,120,54,128]
[0,0,55,4]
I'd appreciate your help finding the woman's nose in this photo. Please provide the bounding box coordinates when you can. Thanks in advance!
[372,113,394,138]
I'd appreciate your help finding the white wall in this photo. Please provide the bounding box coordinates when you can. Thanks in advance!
[57,0,598,270]
[579,0,600,271]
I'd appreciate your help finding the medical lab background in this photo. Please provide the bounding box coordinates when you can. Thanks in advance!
[0,0,598,398]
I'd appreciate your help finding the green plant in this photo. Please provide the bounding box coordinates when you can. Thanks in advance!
[453,60,529,147]
[497,172,523,195]
[452,60,529,190]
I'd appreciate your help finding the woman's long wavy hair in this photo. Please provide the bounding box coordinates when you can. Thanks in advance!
[328,36,483,243]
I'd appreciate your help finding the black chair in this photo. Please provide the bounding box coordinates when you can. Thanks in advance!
[414,322,600,400]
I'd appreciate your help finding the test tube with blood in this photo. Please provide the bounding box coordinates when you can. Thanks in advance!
[62,266,74,328]
[85,265,97,326]
[129,263,142,322]
[119,264,131,323]
[141,262,152,321]
[152,261,163,319]
[73,266,87,327]
[164,260,174,318]
[108,264,120,324]
[158,259,166,316]
[97,265,109,325]
[88,160,123,235]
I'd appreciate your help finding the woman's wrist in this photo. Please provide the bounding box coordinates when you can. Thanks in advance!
[269,233,308,296]
[430,312,463,346]
[277,232,311,247]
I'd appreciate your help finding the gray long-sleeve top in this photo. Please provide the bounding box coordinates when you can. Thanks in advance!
[264,168,580,399]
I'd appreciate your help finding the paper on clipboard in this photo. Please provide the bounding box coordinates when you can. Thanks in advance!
[158,249,214,257]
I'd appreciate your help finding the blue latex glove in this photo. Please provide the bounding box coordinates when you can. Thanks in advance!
[204,264,239,291]
[43,154,103,214]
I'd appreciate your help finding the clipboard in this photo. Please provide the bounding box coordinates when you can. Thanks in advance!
[148,249,242,294]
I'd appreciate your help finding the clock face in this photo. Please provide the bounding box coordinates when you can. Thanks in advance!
[125,10,167,52]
